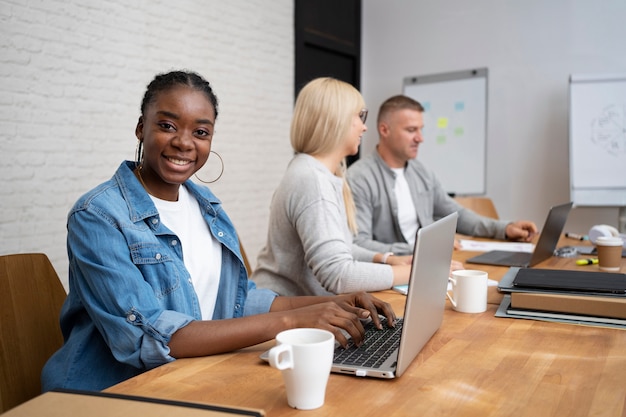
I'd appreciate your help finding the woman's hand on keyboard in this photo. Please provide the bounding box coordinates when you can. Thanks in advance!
[270,292,396,348]
[333,292,397,331]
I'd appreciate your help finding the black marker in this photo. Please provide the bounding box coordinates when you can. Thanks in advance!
[565,232,588,241]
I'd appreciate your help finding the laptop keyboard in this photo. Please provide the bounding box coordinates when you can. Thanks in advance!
[333,317,404,368]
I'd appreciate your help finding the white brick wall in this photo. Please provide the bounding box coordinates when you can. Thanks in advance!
[0,0,295,290]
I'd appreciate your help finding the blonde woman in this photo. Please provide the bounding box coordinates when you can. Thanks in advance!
[252,77,412,296]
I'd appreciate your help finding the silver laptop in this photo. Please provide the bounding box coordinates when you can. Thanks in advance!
[466,202,573,268]
[332,212,457,378]
[259,212,458,378]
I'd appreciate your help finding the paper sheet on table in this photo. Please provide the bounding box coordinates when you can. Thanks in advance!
[458,239,534,253]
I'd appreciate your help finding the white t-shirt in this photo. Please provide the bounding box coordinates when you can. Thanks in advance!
[151,186,222,320]
[391,167,418,245]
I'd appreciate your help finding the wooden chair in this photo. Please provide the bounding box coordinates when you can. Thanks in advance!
[0,253,67,413]
[453,196,499,219]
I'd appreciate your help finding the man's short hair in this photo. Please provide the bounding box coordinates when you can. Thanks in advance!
[377,95,424,125]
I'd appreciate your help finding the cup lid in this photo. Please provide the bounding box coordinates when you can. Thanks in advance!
[595,236,624,246]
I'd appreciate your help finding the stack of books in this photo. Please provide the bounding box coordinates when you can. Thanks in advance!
[496,267,626,328]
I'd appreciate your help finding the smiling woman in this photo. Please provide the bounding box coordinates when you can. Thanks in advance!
[134,74,218,201]
[39,70,397,393]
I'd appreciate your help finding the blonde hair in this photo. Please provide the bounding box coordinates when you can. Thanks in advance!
[291,77,364,234]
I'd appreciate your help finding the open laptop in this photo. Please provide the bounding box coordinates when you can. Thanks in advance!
[466,202,573,268]
[262,212,458,379]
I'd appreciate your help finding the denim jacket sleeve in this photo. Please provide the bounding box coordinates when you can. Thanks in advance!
[66,195,197,370]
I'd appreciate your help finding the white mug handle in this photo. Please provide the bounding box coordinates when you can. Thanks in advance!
[268,344,294,371]
[446,277,457,308]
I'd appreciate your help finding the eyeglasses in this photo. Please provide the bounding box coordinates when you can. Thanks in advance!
[359,108,368,124]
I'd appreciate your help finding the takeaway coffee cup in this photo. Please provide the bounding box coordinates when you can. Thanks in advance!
[268,328,335,410]
[596,236,623,272]
[447,269,488,313]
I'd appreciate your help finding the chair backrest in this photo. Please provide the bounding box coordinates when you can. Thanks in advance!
[453,196,499,220]
[239,241,252,275]
[0,253,66,413]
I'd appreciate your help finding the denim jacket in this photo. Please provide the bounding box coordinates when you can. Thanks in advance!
[41,161,277,392]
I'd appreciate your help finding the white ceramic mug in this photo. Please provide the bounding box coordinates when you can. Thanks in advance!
[447,269,488,313]
[268,328,335,410]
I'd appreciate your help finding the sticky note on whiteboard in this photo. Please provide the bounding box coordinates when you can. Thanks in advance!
[437,117,448,128]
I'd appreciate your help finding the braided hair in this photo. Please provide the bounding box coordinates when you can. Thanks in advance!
[140,70,219,119]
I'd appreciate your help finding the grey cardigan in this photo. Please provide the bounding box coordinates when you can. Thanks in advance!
[252,154,393,296]
[347,151,508,255]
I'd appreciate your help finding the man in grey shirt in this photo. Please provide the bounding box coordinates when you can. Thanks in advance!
[347,95,537,255]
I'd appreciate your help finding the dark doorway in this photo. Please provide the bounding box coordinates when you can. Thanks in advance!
[294,0,362,164]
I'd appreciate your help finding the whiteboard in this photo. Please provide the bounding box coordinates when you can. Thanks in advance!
[403,68,487,195]
[569,73,626,207]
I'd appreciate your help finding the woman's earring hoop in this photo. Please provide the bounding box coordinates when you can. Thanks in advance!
[195,151,224,184]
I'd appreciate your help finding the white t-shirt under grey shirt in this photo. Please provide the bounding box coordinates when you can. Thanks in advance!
[391,167,418,246]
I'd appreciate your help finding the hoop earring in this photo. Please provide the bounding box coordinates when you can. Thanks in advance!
[195,151,224,184]
[135,140,143,169]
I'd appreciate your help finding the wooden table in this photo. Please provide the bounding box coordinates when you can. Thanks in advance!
[106,238,626,416]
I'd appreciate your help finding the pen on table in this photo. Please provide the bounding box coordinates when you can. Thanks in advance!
[576,258,598,265]
[565,232,588,241]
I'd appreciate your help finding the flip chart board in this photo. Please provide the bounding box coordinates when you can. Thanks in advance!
[402,68,487,195]
[569,73,626,207]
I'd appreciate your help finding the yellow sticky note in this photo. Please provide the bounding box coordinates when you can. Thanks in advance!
[437,117,448,128]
